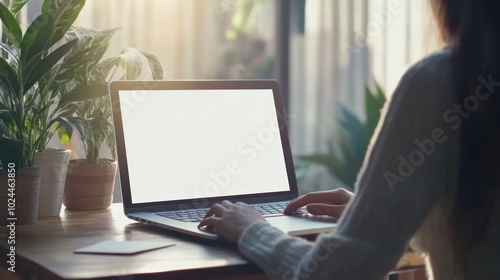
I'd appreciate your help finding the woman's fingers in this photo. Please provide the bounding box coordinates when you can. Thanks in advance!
[198,200,266,242]
[317,188,352,203]
[199,203,227,229]
[198,216,221,229]
[202,203,226,219]
[305,203,346,218]
[220,200,234,208]
[284,189,353,214]
[199,201,236,229]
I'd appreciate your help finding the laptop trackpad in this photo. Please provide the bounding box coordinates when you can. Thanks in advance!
[266,215,336,236]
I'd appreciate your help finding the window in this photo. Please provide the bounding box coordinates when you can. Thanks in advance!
[74,0,283,82]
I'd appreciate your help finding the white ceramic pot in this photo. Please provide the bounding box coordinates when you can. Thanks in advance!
[34,149,71,217]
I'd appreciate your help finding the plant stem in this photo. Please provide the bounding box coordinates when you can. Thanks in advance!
[16,64,27,166]
[87,144,99,164]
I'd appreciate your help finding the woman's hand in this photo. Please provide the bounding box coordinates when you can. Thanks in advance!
[198,200,266,242]
[284,188,354,219]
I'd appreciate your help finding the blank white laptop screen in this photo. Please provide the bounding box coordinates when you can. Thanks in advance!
[118,89,290,204]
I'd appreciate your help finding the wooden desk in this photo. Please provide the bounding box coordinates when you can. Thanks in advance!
[0,204,425,280]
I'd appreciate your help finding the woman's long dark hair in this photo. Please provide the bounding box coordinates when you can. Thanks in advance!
[432,0,500,273]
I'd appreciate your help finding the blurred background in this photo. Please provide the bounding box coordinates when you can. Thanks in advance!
[21,0,441,195]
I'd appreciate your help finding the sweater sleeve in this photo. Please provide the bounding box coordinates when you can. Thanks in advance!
[238,51,458,280]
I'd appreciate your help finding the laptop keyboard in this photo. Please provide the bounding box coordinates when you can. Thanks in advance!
[156,201,306,222]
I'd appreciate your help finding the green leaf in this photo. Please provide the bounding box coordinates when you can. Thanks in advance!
[93,56,119,80]
[22,52,43,88]
[9,0,28,16]
[85,112,109,163]
[0,109,11,125]
[364,84,386,142]
[300,83,387,191]
[24,39,78,93]
[50,116,84,143]
[365,87,378,133]
[21,13,55,63]
[0,103,15,129]
[106,130,116,160]
[41,0,53,12]
[65,26,120,47]
[49,27,119,92]
[0,2,21,48]
[0,119,8,135]
[374,83,387,105]
[300,154,338,168]
[56,102,79,118]
[0,107,11,114]
[33,99,55,116]
[141,51,163,80]
[58,84,108,105]
[0,58,19,95]
[300,154,352,187]
[123,49,143,80]
[339,106,365,156]
[1,42,19,64]
[42,0,86,47]
[56,126,71,144]
[115,47,143,80]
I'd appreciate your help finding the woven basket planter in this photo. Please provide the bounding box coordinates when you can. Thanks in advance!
[63,159,117,211]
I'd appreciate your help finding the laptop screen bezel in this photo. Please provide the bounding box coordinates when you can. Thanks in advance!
[109,80,299,213]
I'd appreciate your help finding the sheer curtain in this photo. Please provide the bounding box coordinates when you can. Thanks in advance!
[290,0,439,192]
[74,0,222,79]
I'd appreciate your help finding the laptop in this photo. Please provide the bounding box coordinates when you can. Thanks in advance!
[109,80,336,240]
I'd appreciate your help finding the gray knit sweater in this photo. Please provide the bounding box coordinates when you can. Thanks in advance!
[237,47,500,280]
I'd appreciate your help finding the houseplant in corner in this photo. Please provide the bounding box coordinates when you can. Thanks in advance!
[62,96,118,211]
[58,27,163,211]
[0,0,88,223]
[300,85,387,191]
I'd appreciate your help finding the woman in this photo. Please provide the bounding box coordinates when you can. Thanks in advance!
[199,0,500,279]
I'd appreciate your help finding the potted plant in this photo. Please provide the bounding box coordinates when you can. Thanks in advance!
[33,26,116,216]
[299,85,387,191]
[33,148,71,217]
[57,27,163,211]
[0,0,91,223]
